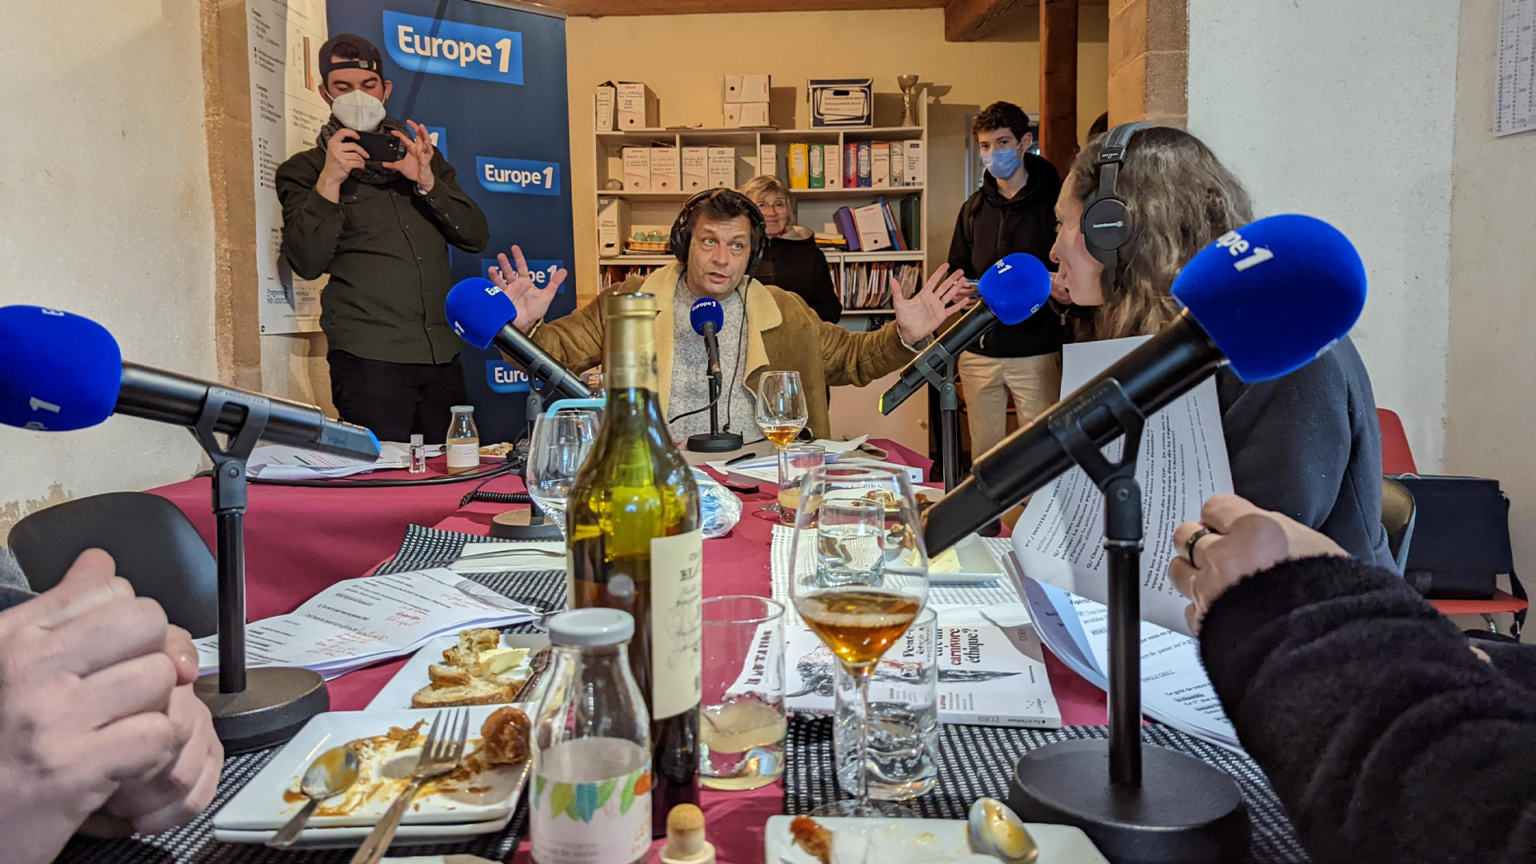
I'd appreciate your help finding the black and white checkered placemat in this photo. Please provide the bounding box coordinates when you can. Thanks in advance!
[55,525,565,864]
[784,715,1311,864]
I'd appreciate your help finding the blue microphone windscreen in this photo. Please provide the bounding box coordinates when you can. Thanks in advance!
[1172,214,1366,383]
[445,278,517,350]
[977,253,1052,325]
[689,297,724,335]
[0,306,122,432]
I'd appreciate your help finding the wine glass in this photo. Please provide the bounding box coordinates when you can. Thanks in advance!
[525,409,598,538]
[755,371,809,513]
[788,464,929,816]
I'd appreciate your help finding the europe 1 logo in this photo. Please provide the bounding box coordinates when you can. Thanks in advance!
[481,258,567,293]
[383,11,523,85]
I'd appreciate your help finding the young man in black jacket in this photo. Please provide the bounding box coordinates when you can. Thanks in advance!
[948,102,1066,460]
[275,34,489,443]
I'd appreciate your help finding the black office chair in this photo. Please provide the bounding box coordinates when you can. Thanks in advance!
[9,492,219,637]
[1382,476,1417,578]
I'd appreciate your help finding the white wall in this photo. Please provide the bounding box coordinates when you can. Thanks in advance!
[1186,0,1461,469]
[0,2,217,533]
[1444,0,1536,596]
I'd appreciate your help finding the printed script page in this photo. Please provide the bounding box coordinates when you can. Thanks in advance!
[1010,336,1233,637]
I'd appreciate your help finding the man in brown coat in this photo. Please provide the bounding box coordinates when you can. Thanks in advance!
[488,190,972,441]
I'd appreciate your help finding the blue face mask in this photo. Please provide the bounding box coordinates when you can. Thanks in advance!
[982,147,1023,180]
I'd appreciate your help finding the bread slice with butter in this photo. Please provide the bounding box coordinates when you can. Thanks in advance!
[412,629,533,708]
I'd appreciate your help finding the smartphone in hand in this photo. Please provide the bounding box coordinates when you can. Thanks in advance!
[356,130,406,163]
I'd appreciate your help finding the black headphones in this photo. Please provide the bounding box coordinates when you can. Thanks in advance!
[1081,122,1152,270]
[669,188,769,275]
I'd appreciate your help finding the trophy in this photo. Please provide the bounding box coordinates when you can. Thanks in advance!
[898,75,920,127]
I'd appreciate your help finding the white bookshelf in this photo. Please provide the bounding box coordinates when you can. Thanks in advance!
[592,98,930,329]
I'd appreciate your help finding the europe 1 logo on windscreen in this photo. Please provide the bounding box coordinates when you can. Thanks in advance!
[383,11,523,85]
[476,157,561,196]
[480,259,567,293]
[485,361,531,394]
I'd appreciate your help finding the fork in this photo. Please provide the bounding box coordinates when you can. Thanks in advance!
[451,546,565,563]
[348,708,471,864]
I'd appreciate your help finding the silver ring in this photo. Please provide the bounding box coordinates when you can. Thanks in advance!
[1185,527,1215,568]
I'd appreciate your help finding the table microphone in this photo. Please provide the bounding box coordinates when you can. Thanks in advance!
[685,296,742,453]
[445,277,592,400]
[0,305,380,459]
[880,253,1052,415]
[922,214,1368,554]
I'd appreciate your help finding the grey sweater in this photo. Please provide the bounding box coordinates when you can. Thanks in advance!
[1216,335,1394,569]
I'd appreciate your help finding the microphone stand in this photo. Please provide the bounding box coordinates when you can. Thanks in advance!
[687,328,743,453]
[903,340,962,491]
[189,390,328,755]
[491,380,563,541]
[1006,379,1247,863]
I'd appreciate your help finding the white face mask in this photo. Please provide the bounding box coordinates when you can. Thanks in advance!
[331,90,387,132]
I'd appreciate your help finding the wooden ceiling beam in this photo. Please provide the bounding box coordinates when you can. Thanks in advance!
[944,0,1026,41]
[542,0,942,17]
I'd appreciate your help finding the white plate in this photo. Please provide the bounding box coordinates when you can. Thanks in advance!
[214,706,532,832]
[367,632,551,711]
[926,534,1011,585]
[212,782,519,848]
[765,815,1108,864]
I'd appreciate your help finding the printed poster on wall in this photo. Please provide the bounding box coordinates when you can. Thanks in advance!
[327,0,577,444]
[248,0,329,334]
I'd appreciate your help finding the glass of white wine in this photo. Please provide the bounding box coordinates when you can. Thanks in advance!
[755,370,809,514]
[788,464,929,816]
[525,409,598,538]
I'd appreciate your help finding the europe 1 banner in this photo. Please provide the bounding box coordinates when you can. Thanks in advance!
[328,0,577,444]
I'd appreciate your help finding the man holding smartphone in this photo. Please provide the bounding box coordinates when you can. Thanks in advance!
[275,34,488,443]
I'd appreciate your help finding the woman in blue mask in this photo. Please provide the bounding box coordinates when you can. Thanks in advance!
[947,101,1069,462]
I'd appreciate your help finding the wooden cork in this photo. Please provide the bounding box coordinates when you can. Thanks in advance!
[659,804,715,864]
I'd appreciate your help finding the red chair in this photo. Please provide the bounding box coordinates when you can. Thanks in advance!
[1379,408,1527,636]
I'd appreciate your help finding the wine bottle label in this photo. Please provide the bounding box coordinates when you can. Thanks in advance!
[531,762,652,864]
[446,442,479,468]
[649,529,704,719]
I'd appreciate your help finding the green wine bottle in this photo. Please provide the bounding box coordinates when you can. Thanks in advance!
[566,291,703,837]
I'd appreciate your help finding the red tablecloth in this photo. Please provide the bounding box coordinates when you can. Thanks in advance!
[151,440,1109,864]
[151,458,493,620]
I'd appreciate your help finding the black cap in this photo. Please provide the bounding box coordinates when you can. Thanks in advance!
[318,33,385,84]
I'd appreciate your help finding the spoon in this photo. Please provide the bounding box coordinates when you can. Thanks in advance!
[268,746,361,847]
[968,797,1039,864]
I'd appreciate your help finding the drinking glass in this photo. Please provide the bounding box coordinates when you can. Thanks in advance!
[755,371,809,514]
[700,596,786,791]
[835,606,938,800]
[788,465,929,816]
[777,443,826,525]
[525,409,598,538]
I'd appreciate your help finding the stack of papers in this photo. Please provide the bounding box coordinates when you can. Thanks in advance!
[704,435,873,482]
[193,568,537,679]
[246,441,421,480]
[1008,336,1242,751]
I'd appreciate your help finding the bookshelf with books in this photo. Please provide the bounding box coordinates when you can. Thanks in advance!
[593,97,929,335]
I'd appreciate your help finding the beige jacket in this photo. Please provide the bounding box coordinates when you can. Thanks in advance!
[531,263,914,438]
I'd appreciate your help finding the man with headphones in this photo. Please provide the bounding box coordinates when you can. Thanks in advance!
[487,188,974,442]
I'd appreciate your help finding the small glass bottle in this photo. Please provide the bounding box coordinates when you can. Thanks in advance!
[531,609,652,864]
[408,433,427,474]
[445,405,480,475]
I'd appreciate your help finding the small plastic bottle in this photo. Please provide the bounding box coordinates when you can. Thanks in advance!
[408,434,427,474]
[531,609,652,864]
[445,405,480,475]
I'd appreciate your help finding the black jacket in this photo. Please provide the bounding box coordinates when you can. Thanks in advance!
[947,153,1066,358]
[754,231,841,324]
[1201,554,1536,864]
[274,147,488,365]
[1217,335,1394,569]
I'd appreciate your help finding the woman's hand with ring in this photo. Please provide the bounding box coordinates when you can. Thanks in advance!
[1170,494,1348,634]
